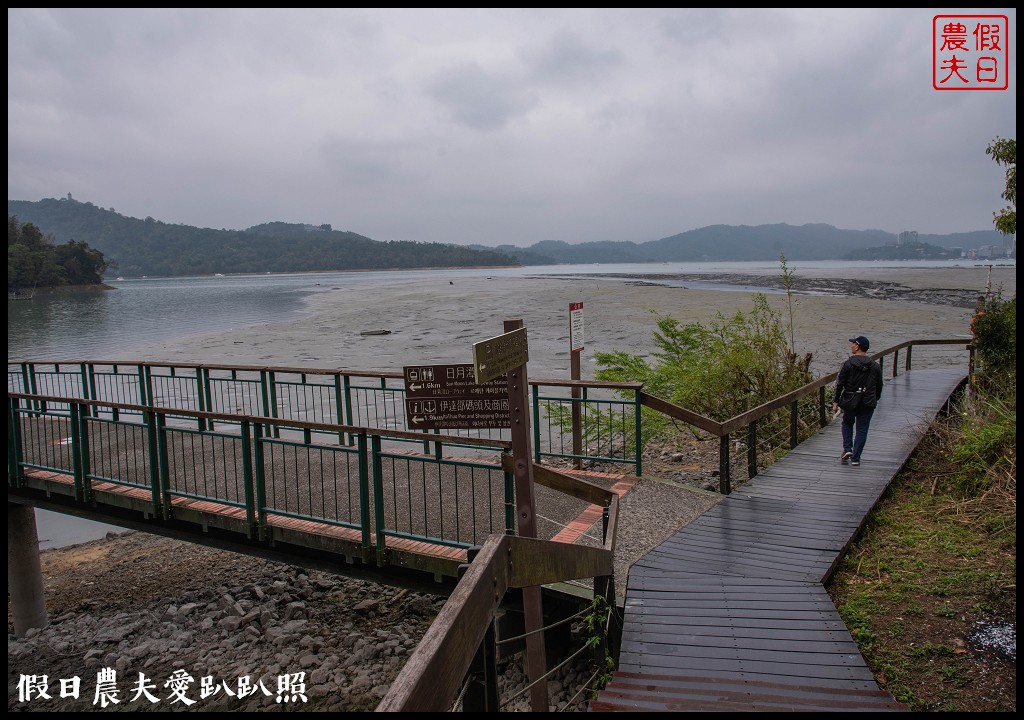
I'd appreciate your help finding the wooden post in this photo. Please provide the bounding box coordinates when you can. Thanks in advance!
[719,433,731,495]
[571,351,582,469]
[8,503,48,637]
[504,319,549,712]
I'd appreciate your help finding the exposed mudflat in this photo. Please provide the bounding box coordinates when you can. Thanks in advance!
[9,262,1014,711]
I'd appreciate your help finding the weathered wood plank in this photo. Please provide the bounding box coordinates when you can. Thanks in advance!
[592,368,965,712]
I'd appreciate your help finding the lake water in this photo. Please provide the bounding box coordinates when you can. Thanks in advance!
[7,258,1006,547]
[8,259,996,361]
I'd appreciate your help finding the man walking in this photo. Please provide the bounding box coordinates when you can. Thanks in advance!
[832,336,884,466]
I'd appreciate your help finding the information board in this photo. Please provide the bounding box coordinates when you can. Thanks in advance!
[472,327,529,384]
[569,302,584,352]
[403,363,510,430]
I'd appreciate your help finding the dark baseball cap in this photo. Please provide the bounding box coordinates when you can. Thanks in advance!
[849,335,870,350]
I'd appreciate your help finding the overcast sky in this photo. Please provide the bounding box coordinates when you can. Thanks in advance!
[7,8,1017,246]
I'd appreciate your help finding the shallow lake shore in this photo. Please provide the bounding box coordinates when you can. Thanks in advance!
[130,263,1013,380]
[8,262,1015,711]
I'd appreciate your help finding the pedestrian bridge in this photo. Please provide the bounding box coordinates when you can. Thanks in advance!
[7,359,647,588]
[7,340,971,711]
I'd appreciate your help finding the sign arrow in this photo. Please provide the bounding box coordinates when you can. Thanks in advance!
[403,363,511,430]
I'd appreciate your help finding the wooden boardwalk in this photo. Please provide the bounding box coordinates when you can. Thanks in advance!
[590,368,967,712]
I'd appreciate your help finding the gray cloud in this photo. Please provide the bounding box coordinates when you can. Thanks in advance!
[7,8,1017,246]
[427,62,538,131]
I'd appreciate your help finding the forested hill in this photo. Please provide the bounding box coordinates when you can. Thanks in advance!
[10,196,1006,275]
[479,225,1005,265]
[7,198,516,278]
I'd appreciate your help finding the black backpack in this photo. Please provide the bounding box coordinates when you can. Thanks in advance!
[838,362,876,412]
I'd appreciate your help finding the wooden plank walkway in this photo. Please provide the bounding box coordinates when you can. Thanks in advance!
[590,368,966,712]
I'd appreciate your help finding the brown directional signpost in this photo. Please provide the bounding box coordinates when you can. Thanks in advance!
[403,363,509,430]
[471,320,548,713]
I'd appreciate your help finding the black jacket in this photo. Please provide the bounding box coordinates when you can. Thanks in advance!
[834,354,883,407]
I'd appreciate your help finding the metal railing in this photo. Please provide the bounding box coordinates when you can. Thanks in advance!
[635,337,973,493]
[8,390,622,712]
[8,338,970,497]
[8,361,643,473]
[8,394,515,563]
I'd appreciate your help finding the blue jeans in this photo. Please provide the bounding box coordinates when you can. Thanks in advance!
[841,407,875,461]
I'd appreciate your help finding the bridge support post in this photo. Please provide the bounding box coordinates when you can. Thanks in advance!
[7,503,48,637]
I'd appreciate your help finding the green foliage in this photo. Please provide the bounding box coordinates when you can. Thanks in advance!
[971,294,1016,391]
[595,294,813,427]
[555,288,816,467]
[583,594,615,697]
[6,198,517,278]
[950,393,1015,497]
[985,136,1016,236]
[8,215,108,290]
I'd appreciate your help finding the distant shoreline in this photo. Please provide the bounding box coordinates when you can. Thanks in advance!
[551,271,996,308]
[101,258,1016,283]
[105,265,523,281]
[8,282,115,296]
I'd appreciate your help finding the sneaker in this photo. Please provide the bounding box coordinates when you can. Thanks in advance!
[841,451,852,464]
[850,459,860,466]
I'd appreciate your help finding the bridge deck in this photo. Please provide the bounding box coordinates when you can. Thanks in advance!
[590,368,966,712]
[17,463,632,581]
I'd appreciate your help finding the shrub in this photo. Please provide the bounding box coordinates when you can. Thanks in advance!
[594,294,812,444]
[971,294,1016,395]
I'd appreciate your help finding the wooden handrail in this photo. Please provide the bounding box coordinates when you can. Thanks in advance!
[376,534,512,712]
[379,458,619,712]
[502,454,616,506]
[632,337,971,438]
[377,529,616,712]
[638,391,723,435]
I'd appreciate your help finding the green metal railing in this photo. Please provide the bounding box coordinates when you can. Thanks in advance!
[8,361,644,473]
[8,394,514,558]
[532,382,642,475]
[8,338,970,500]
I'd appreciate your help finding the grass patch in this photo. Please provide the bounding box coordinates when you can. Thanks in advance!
[827,403,1016,712]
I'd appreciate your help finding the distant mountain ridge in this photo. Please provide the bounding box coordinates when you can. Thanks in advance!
[7,197,516,278]
[480,224,1003,265]
[8,196,1004,277]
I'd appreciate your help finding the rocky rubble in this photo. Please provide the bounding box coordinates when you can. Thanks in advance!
[8,533,594,712]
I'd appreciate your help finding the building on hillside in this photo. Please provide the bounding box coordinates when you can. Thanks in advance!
[897,230,919,246]
[967,245,1010,259]
[1001,233,1016,255]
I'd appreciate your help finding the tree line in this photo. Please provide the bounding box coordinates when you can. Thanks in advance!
[8,215,108,290]
[6,199,517,278]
